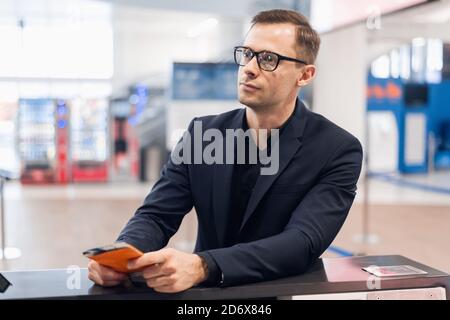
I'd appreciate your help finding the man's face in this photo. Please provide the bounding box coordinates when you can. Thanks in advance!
[237,23,305,110]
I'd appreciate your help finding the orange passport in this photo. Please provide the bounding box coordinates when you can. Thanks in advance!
[83,242,143,273]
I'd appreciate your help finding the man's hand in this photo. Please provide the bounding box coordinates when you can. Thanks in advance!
[87,260,128,287]
[127,248,207,293]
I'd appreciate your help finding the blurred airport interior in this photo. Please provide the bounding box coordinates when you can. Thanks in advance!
[0,0,449,277]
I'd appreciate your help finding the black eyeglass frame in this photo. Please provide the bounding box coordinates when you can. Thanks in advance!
[234,46,308,71]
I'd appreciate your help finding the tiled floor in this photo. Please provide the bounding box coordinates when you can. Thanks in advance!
[1,173,449,274]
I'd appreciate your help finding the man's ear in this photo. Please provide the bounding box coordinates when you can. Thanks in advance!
[297,65,316,87]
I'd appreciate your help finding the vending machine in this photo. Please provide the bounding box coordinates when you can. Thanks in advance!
[110,97,139,182]
[18,98,70,184]
[70,98,109,182]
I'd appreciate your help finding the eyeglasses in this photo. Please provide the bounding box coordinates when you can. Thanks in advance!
[234,46,308,72]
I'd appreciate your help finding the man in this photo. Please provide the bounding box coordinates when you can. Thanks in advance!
[88,9,363,293]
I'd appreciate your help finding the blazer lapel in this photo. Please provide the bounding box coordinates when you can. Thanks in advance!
[239,100,309,233]
[212,108,245,246]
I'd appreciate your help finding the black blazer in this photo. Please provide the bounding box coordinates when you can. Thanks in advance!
[117,100,363,287]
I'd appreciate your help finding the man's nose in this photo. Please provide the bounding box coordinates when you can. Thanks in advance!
[242,55,259,78]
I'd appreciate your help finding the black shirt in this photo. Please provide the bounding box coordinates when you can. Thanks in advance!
[224,115,274,247]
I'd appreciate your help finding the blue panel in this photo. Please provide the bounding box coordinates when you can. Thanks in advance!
[435,150,450,169]
[428,82,450,135]
[172,62,238,100]
[172,63,214,100]
[212,63,238,100]
[367,76,403,109]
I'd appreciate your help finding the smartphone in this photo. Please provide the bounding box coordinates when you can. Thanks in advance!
[83,242,144,273]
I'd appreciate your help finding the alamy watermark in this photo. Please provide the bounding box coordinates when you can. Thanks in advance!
[366,5,382,30]
[365,265,381,290]
[66,265,81,290]
[171,121,280,176]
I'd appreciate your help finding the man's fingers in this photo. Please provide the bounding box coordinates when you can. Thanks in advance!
[128,251,166,270]
[146,275,174,288]
[89,260,112,275]
[89,269,125,287]
[97,264,127,281]
[99,280,123,287]
[153,284,181,293]
[142,264,166,280]
[88,260,127,284]
[88,269,100,283]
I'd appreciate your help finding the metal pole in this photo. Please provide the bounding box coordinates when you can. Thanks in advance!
[0,175,21,260]
[363,111,370,250]
[362,169,370,251]
[353,110,379,252]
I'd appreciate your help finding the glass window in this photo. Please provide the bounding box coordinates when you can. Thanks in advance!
[0,0,113,79]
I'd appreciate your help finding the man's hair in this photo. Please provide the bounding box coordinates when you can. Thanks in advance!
[251,9,320,64]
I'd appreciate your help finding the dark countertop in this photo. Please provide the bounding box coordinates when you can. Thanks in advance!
[1,255,449,300]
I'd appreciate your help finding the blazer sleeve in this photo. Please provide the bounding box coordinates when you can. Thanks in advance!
[116,119,196,253]
[206,136,363,286]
